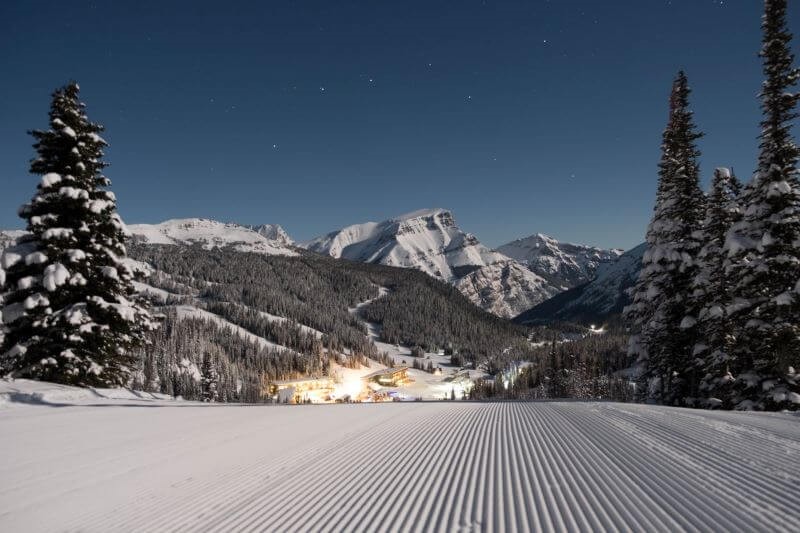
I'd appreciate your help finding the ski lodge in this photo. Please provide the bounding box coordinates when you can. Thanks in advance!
[269,377,335,403]
[363,366,410,387]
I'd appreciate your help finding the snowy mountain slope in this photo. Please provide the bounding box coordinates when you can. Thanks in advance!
[128,218,296,256]
[515,243,646,325]
[304,208,560,317]
[454,260,561,318]
[0,230,25,253]
[246,223,293,245]
[173,305,297,353]
[131,267,301,355]
[498,233,622,290]
[3,395,799,532]
[304,208,505,280]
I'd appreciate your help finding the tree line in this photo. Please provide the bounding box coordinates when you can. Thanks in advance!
[626,0,800,410]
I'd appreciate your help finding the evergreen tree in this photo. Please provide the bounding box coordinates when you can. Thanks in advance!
[0,82,155,387]
[689,168,742,407]
[725,0,800,410]
[625,72,705,405]
[201,353,219,402]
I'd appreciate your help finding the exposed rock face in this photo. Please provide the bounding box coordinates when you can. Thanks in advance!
[454,261,559,319]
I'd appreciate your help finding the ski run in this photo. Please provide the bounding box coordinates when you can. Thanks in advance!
[1,382,799,533]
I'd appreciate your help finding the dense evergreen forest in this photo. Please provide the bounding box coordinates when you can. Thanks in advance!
[470,321,635,401]
[126,243,540,401]
[625,1,800,410]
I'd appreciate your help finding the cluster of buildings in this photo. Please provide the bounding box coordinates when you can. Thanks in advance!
[268,366,411,404]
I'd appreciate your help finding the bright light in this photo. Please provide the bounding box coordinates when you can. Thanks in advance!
[332,377,365,400]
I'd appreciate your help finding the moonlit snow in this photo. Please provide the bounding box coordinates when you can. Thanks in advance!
[127,218,296,256]
[1,380,799,532]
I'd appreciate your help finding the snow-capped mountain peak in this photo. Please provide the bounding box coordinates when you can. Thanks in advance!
[515,242,646,325]
[390,207,451,222]
[128,218,296,256]
[498,233,623,289]
[247,224,294,246]
[304,208,579,317]
[304,208,505,281]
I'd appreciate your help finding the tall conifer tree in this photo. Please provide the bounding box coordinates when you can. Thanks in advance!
[0,82,155,386]
[625,72,705,405]
[725,0,800,410]
[689,168,742,407]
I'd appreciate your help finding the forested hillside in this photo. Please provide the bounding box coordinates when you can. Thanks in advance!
[127,244,535,401]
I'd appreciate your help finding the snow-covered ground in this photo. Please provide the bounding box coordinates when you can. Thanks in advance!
[127,218,297,256]
[1,380,798,532]
[350,287,487,400]
[173,304,295,353]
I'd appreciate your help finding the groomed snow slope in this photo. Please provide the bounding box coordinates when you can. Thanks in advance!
[1,390,799,532]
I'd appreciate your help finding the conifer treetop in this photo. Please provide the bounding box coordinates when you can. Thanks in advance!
[759,0,800,174]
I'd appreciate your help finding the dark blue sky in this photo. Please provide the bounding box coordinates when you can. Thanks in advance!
[0,1,792,249]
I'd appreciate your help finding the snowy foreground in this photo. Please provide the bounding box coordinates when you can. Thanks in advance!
[1,381,799,532]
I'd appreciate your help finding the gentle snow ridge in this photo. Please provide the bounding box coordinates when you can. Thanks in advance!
[128,218,297,256]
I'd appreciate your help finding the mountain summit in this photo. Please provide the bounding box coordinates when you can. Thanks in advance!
[303,209,596,317]
[515,243,645,325]
[246,224,293,246]
[497,233,623,290]
[304,208,505,280]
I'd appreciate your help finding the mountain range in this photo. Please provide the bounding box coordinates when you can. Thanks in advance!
[514,243,646,325]
[127,218,297,256]
[2,209,642,323]
[497,233,623,289]
[304,208,625,318]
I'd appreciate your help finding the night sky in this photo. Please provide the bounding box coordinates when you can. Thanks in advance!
[0,1,792,249]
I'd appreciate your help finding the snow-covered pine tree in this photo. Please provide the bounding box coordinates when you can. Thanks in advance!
[689,168,742,408]
[202,353,219,402]
[625,71,705,405]
[724,0,800,410]
[0,82,155,387]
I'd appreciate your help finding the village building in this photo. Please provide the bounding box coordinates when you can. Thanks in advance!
[269,377,335,404]
[363,366,410,387]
